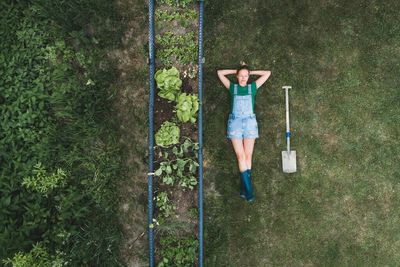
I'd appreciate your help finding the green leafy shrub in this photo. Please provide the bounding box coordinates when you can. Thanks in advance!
[155,121,180,147]
[175,93,199,123]
[155,67,182,101]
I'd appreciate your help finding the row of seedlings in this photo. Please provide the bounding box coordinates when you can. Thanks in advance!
[152,0,199,266]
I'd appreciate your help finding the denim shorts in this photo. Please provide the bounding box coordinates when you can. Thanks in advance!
[227,114,259,139]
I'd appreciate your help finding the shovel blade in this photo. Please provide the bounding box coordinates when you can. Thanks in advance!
[282,150,297,173]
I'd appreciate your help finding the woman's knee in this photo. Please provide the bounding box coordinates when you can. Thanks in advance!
[235,152,246,162]
[245,153,252,162]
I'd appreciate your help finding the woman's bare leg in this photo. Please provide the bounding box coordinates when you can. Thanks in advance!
[231,139,247,172]
[243,138,256,170]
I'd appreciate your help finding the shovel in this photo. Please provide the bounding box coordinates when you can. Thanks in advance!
[282,86,297,173]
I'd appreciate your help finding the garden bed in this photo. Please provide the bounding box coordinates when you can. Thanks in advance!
[151,0,200,266]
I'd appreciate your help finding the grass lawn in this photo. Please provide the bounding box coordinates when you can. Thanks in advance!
[202,1,400,266]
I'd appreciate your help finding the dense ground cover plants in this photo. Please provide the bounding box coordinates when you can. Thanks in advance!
[152,0,200,266]
[0,1,128,265]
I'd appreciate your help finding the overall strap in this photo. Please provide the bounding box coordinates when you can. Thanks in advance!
[232,84,237,113]
[248,84,254,113]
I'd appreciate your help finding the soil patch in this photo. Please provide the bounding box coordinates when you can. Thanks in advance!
[110,0,149,266]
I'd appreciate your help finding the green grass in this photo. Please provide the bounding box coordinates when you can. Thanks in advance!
[203,1,400,266]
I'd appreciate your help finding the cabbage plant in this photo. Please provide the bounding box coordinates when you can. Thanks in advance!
[155,121,180,147]
[155,67,182,101]
[175,93,199,123]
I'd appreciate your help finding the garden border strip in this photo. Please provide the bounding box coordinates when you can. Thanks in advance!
[197,1,205,266]
[147,0,155,266]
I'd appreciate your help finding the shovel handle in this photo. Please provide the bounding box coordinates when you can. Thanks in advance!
[283,86,292,152]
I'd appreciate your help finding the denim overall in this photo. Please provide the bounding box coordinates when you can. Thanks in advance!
[227,84,259,139]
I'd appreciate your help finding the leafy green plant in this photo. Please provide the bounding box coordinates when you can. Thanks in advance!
[22,162,67,196]
[156,192,176,219]
[175,93,199,123]
[155,161,175,185]
[177,168,197,189]
[157,235,198,267]
[156,32,197,66]
[155,67,182,101]
[155,121,180,147]
[155,159,198,189]
[155,139,199,189]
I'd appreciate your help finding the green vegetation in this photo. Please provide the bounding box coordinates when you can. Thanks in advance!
[155,67,183,101]
[155,121,181,147]
[22,163,67,196]
[157,235,198,267]
[1,1,126,265]
[155,138,199,189]
[156,192,176,220]
[175,93,199,123]
[3,243,63,267]
[204,0,400,266]
[156,32,197,66]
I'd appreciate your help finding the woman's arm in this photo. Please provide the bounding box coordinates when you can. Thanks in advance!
[217,69,236,89]
[250,70,271,89]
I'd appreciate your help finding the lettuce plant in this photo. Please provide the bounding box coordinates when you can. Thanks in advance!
[175,93,199,123]
[155,67,182,101]
[155,121,180,147]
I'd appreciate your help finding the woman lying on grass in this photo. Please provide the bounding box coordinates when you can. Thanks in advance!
[217,64,271,202]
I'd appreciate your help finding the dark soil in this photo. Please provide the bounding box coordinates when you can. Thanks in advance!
[182,76,198,94]
[180,122,198,142]
[154,95,175,130]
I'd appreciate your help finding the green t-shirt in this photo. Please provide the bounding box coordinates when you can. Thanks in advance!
[229,81,257,113]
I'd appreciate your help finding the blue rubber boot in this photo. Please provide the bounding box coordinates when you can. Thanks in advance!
[240,170,254,202]
[246,169,255,202]
[240,179,245,199]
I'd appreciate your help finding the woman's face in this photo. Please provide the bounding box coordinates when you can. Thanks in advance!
[237,69,249,86]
